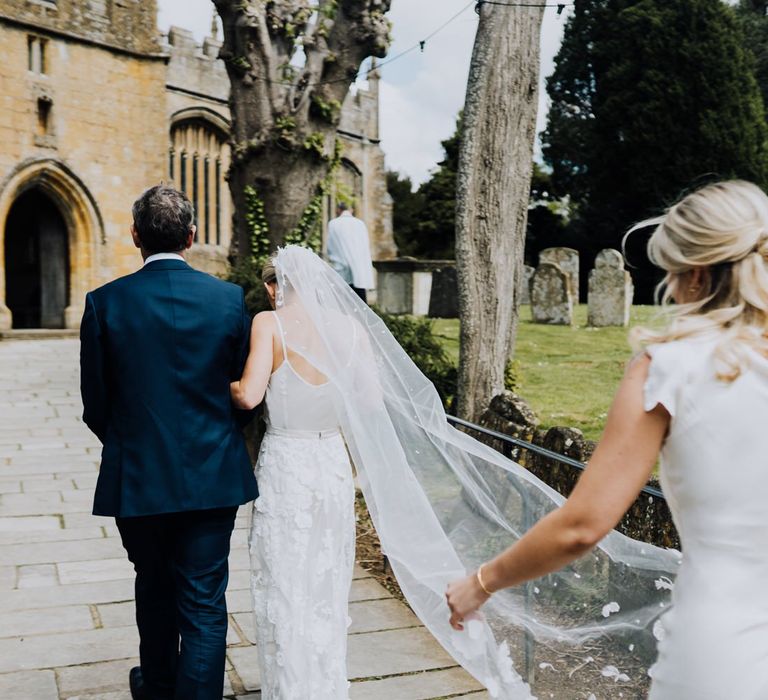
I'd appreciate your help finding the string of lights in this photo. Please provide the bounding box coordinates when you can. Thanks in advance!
[249,0,476,88]
[250,0,570,88]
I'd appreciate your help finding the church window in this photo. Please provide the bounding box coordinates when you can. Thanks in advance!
[36,98,51,137]
[170,118,231,250]
[27,36,48,74]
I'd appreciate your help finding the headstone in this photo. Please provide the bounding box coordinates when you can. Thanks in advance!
[519,265,535,305]
[539,247,580,301]
[587,249,634,327]
[428,264,459,318]
[374,259,452,317]
[530,262,573,325]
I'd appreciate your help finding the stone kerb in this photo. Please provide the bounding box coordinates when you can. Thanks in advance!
[587,248,634,327]
[530,262,573,326]
[539,247,579,301]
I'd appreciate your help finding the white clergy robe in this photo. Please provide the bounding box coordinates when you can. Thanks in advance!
[326,212,375,290]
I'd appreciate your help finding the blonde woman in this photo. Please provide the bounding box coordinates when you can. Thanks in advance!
[447,180,768,699]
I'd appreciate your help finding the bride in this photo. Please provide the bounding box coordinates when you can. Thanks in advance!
[231,241,686,699]
[230,255,358,697]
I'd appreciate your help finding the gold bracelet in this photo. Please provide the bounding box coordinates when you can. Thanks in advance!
[476,565,493,596]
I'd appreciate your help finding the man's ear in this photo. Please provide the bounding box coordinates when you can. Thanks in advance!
[185,227,195,250]
[130,224,142,250]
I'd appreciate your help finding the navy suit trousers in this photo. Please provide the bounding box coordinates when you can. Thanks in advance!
[116,507,238,700]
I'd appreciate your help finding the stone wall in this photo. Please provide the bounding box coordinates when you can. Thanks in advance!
[0,13,167,328]
[0,0,162,56]
[478,391,680,550]
[335,72,396,262]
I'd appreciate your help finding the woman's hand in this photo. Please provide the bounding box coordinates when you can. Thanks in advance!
[446,571,491,631]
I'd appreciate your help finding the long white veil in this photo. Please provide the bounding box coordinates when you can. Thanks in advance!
[273,245,680,699]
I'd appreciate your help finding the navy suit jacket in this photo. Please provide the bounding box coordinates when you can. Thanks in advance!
[80,258,258,517]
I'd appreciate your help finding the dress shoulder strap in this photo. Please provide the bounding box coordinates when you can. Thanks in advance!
[271,311,289,361]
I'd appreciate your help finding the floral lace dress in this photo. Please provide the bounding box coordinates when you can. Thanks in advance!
[248,312,355,699]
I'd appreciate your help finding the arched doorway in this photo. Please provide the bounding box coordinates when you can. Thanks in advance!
[4,189,69,329]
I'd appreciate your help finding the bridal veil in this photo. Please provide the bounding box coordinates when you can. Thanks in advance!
[271,245,679,699]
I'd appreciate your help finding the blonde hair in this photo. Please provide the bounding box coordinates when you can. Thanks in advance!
[631,180,768,380]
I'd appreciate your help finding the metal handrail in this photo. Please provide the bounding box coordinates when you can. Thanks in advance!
[446,414,666,502]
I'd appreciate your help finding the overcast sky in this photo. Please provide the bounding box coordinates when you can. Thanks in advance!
[157,1,569,185]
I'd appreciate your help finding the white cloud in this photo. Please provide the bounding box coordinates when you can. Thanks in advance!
[156,0,568,184]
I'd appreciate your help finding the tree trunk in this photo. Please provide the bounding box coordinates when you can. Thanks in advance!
[213,0,392,256]
[455,3,544,421]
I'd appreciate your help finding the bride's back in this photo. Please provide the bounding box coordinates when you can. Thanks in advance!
[264,306,347,433]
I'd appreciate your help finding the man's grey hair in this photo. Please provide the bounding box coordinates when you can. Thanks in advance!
[337,201,349,213]
[132,185,195,254]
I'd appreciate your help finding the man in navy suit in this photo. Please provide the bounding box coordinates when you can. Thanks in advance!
[80,185,258,700]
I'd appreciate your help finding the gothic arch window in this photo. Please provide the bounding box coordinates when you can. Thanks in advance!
[169,111,231,248]
[338,158,364,213]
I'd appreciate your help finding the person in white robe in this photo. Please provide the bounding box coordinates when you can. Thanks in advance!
[326,202,374,302]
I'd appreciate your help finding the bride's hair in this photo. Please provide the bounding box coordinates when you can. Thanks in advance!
[261,257,277,285]
[631,179,768,380]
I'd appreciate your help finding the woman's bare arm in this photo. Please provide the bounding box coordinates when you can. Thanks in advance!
[446,353,670,629]
[230,312,275,410]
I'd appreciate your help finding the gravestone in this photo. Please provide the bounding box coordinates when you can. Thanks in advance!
[539,247,580,301]
[374,259,457,317]
[530,262,573,325]
[428,264,459,318]
[587,249,634,327]
[519,265,535,305]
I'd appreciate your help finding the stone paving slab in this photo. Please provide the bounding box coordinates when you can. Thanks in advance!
[0,627,140,673]
[0,669,59,699]
[0,339,487,699]
[349,668,485,699]
[0,526,106,546]
[0,604,94,638]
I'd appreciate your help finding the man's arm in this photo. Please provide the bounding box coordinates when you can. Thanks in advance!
[80,292,108,442]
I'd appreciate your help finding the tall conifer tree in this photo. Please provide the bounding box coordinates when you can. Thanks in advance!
[543,0,768,299]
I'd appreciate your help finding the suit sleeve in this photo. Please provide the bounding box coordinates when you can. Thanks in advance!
[232,287,251,381]
[80,292,108,443]
[233,288,258,428]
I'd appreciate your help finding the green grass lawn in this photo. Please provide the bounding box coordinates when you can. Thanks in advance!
[433,305,661,441]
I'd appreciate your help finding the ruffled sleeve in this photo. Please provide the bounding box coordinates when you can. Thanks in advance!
[643,343,681,417]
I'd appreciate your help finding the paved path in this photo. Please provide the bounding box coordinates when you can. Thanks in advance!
[0,339,486,699]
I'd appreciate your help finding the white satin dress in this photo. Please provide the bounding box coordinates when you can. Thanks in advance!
[248,312,355,699]
[645,335,768,699]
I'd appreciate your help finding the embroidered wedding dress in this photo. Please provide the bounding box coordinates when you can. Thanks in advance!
[248,309,356,699]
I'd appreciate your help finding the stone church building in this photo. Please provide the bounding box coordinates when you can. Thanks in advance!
[0,0,395,330]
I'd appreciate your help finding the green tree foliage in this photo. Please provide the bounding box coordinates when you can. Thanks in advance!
[735,1,768,120]
[373,307,458,408]
[525,163,572,266]
[543,0,768,300]
[385,171,425,256]
[387,114,462,259]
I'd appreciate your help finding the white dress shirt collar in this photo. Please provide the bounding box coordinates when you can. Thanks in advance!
[143,252,186,267]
